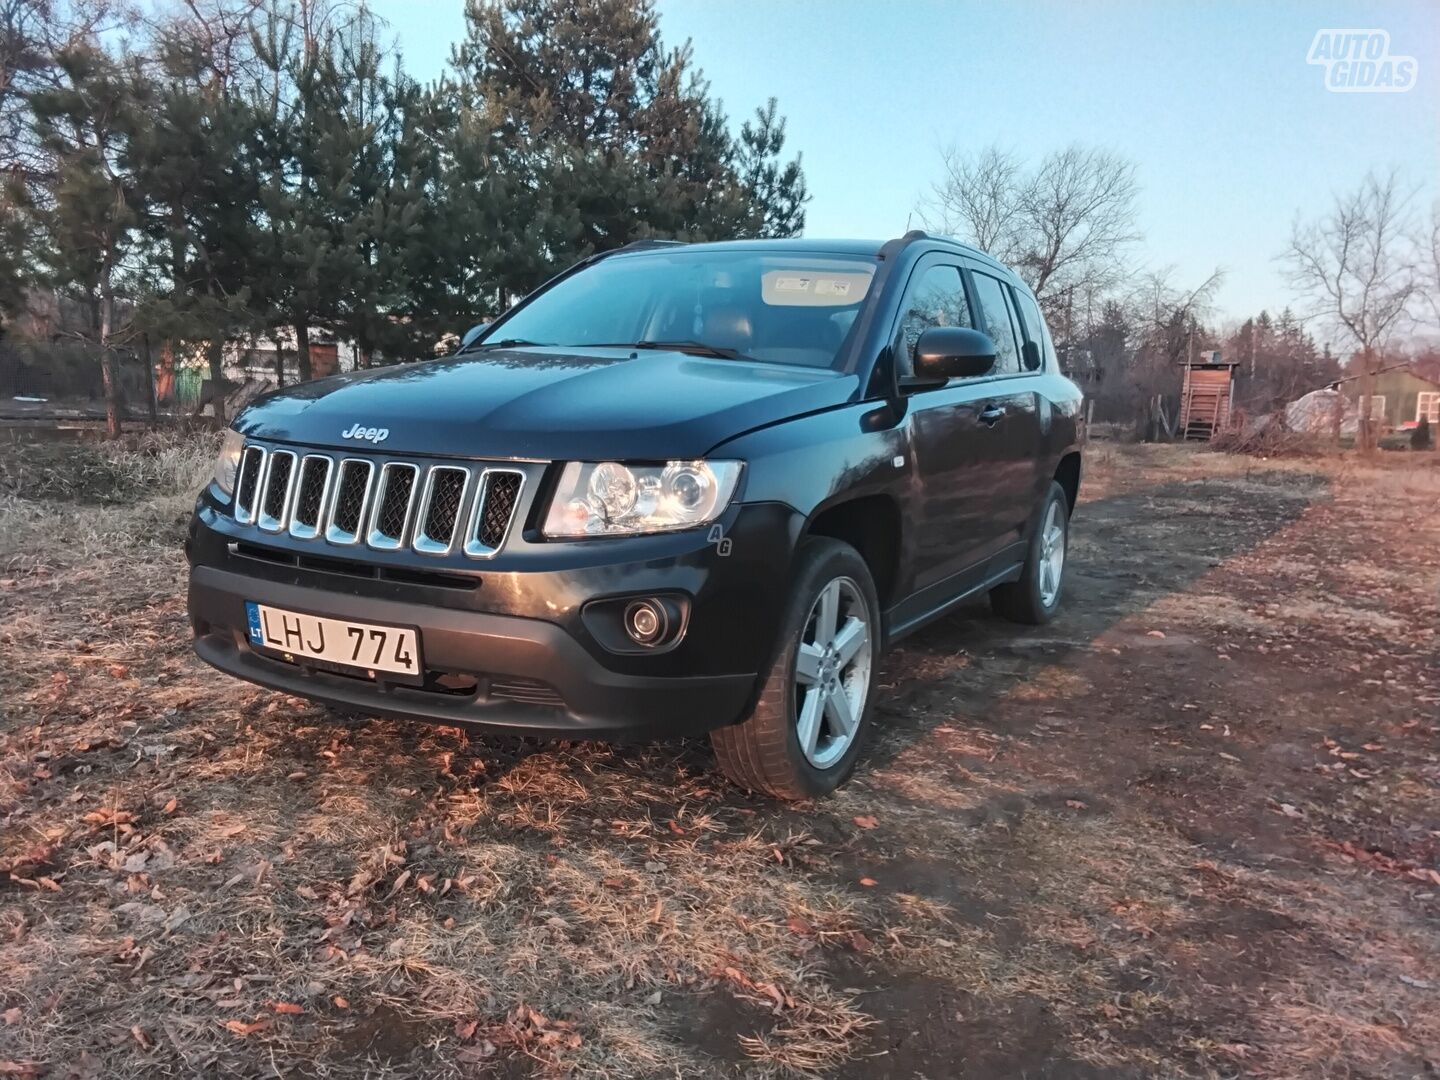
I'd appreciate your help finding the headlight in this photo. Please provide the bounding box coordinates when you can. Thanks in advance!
[212,429,245,501]
[542,460,743,537]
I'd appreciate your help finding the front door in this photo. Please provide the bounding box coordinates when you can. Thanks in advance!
[892,260,1013,594]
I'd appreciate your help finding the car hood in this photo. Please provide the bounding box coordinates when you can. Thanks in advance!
[234,347,859,460]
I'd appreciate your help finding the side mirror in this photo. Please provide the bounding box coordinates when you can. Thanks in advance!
[459,323,490,351]
[909,327,996,385]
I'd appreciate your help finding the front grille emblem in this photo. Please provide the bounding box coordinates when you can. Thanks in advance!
[341,423,389,444]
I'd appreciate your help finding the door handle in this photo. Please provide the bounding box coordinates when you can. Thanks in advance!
[978,403,1006,426]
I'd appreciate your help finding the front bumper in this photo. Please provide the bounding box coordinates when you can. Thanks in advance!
[185,494,803,740]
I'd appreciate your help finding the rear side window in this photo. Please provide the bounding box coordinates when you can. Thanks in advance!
[969,272,1023,375]
[1011,289,1051,372]
[895,265,972,367]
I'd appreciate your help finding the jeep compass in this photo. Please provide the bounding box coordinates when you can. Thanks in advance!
[186,232,1083,798]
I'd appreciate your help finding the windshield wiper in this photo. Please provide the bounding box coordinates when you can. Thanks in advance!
[458,337,547,354]
[618,340,753,361]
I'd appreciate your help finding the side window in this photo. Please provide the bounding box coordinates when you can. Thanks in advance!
[895,264,972,370]
[969,272,1023,375]
[1011,289,1052,371]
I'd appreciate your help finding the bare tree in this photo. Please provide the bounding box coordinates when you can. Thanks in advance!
[921,145,1025,256]
[1130,266,1225,365]
[1281,169,1419,452]
[1423,200,1440,331]
[919,142,1141,323]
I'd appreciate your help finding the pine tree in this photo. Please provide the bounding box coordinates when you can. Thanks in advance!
[129,16,260,423]
[735,98,806,237]
[29,44,151,436]
[451,0,807,297]
[248,2,364,380]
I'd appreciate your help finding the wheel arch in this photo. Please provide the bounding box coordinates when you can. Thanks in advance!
[800,493,902,611]
[1053,451,1081,515]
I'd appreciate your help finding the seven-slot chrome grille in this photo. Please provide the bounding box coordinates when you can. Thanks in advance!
[232,444,525,559]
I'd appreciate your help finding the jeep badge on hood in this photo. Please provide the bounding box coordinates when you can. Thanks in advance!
[341,424,389,443]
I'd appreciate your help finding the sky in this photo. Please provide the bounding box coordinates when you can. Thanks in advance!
[365,0,1440,337]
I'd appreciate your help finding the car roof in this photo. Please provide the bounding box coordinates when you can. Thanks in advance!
[617,238,886,257]
[611,235,1012,276]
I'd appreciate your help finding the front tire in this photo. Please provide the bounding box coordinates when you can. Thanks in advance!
[711,538,881,800]
[990,481,1069,625]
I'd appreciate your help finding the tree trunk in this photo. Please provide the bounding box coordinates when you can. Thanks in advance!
[295,319,313,382]
[143,333,158,428]
[1358,347,1376,456]
[98,274,121,439]
[272,331,286,388]
[206,337,227,426]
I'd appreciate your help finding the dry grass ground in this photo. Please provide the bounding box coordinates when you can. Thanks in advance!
[1,434,1437,1079]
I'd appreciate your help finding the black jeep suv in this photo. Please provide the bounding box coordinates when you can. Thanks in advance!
[186,232,1083,798]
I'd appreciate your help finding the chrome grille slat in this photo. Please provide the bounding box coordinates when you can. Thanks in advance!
[257,450,297,532]
[288,455,334,539]
[234,446,266,525]
[464,468,525,560]
[325,459,374,545]
[366,463,419,550]
[413,466,470,556]
[232,445,526,559]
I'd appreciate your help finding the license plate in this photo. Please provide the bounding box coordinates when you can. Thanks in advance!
[245,602,422,679]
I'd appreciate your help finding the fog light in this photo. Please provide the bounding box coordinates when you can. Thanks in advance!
[623,599,667,646]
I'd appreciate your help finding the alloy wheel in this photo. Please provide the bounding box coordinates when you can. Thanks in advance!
[1038,500,1066,607]
[793,576,872,769]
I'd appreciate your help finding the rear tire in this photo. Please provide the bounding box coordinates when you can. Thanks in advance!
[990,481,1069,625]
[711,538,881,800]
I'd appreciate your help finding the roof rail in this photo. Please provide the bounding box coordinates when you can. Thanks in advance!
[877,229,930,261]
[611,238,688,255]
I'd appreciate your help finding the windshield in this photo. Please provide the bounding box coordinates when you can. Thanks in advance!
[480,250,878,370]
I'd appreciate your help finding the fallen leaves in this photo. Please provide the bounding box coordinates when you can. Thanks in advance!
[852,815,878,829]
[720,967,796,1012]
[223,1018,270,1037]
[1324,840,1440,887]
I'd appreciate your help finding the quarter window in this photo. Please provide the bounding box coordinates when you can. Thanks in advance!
[1011,289,1051,372]
[970,272,1023,376]
[896,265,973,367]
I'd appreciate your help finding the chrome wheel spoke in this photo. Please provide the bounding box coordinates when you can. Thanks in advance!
[796,688,823,757]
[831,617,868,667]
[1037,504,1066,606]
[825,683,857,738]
[795,641,823,685]
[814,579,840,645]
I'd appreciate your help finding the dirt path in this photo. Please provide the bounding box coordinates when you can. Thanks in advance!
[1,441,1437,1079]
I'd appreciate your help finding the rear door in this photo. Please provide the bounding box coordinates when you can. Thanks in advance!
[965,269,1046,546]
[1007,285,1057,509]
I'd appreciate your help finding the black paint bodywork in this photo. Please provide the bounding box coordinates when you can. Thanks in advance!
[186,234,1083,738]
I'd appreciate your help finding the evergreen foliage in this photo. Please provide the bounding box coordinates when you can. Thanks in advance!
[2,0,809,414]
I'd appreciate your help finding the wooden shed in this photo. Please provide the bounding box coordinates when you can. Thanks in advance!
[1178,360,1239,440]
